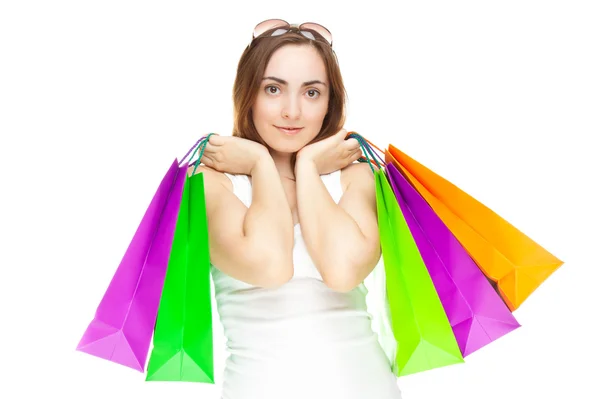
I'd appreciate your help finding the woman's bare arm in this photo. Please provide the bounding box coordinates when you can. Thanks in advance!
[295,161,380,292]
[191,155,294,288]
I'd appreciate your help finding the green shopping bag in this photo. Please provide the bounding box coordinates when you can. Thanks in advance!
[375,168,464,376]
[145,171,214,382]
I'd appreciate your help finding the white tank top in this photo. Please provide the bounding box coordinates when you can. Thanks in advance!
[211,170,402,399]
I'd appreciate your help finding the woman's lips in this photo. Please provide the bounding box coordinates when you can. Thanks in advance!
[277,126,303,135]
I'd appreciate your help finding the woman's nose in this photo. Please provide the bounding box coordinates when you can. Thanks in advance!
[281,96,301,119]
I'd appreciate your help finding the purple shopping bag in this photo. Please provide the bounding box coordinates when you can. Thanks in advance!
[77,139,204,371]
[386,163,521,356]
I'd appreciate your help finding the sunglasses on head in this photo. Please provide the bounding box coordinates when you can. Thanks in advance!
[250,18,333,47]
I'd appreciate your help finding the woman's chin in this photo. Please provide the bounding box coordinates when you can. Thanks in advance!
[266,140,307,155]
[269,145,302,155]
[263,132,318,155]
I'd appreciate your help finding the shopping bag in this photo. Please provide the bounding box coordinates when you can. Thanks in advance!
[385,162,521,356]
[77,139,203,371]
[145,170,214,383]
[385,145,564,311]
[375,167,464,376]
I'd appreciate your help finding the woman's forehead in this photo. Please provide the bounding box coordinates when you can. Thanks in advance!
[264,45,328,83]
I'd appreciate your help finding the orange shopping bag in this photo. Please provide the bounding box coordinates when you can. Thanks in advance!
[380,144,563,311]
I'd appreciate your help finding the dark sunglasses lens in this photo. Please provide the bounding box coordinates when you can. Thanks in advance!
[254,19,289,38]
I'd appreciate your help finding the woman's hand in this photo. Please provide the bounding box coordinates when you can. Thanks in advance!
[199,134,270,175]
[296,129,363,175]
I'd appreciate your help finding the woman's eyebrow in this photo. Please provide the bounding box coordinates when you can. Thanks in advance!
[262,76,327,87]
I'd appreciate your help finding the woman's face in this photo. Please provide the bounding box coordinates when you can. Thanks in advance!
[251,44,330,154]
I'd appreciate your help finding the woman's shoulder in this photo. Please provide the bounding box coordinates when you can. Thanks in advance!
[340,161,376,192]
[187,164,234,192]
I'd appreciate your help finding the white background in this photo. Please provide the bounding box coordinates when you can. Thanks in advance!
[1,1,599,398]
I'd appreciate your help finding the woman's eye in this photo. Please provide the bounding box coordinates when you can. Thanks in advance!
[307,89,320,98]
[266,85,280,94]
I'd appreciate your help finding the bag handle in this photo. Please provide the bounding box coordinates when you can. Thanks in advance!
[187,133,217,176]
[346,132,385,173]
[176,133,217,166]
[346,132,386,160]
[178,138,203,167]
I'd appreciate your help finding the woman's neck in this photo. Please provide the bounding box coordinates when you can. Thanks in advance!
[269,149,296,180]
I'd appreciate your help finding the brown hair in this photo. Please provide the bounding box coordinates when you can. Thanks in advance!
[231,27,348,173]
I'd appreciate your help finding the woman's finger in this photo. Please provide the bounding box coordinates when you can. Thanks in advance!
[200,153,213,166]
[345,147,361,160]
[346,150,363,165]
[208,134,223,146]
[344,137,360,151]
[202,142,214,153]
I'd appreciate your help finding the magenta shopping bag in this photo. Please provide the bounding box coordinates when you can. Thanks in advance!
[386,162,521,356]
[76,139,203,371]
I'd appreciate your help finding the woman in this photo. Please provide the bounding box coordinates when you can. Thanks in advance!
[192,19,402,399]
